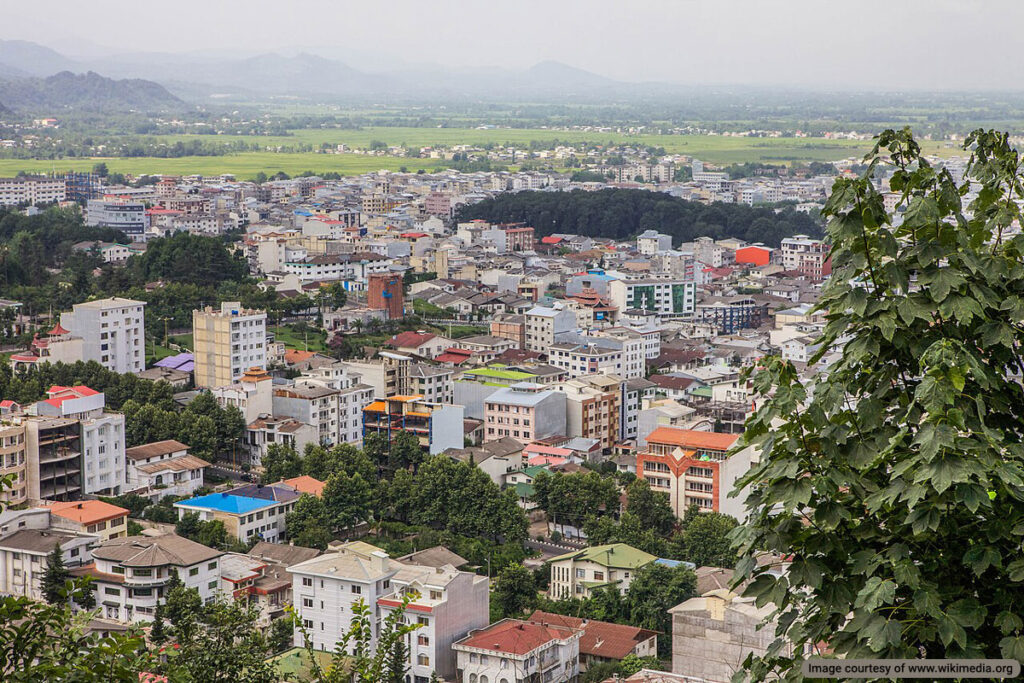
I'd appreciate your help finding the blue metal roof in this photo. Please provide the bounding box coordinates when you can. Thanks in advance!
[176,492,275,515]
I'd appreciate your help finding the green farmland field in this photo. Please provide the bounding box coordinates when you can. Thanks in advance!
[0,128,967,178]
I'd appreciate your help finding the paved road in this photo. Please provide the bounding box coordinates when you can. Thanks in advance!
[208,464,252,483]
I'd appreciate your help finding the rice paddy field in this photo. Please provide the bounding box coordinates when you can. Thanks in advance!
[0,127,968,179]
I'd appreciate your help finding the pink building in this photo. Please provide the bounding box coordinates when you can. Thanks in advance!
[483,382,567,443]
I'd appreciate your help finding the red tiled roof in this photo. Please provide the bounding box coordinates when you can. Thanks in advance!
[459,619,578,655]
[283,349,316,365]
[649,375,696,391]
[645,427,739,452]
[49,500,128,525]
[391,331,436,348]
[281,475,325,497]
[541,236,564,244]
[527,610,658,659]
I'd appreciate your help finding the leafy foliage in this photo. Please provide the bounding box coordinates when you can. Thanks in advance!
[456,188,822,247]
[733,128,1024,680]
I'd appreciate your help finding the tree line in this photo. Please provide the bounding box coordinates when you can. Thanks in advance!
[455,187,823,247]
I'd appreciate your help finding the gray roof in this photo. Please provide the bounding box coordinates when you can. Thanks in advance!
[0,529,81,554]
[248,541,321,567]
[91,534,222,568]
[396,546,469,569]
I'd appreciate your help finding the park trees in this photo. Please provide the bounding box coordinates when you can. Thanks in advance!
[733,128,1024,680]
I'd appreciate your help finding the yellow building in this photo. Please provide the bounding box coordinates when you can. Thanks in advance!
[193,302,268,389]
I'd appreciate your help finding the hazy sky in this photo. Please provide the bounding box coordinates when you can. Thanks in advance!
[5,0,1022,89]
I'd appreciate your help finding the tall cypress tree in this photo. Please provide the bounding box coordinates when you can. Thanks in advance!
[41,545,70,605]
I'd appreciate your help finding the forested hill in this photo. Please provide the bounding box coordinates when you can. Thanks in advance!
[0,71,182,113]
[454,188,823,248]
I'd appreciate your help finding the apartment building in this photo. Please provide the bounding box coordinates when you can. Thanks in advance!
[557,374,623,453]
[453,618,582,683]
[193,302,267,388]
[608,279,696,319]
[174,484,300,543]
[780,234,831,280]
[548,341,623,379]
[548,543,657,599]
[0,520,96,601]
[636,427,740,516]
[527,610,658,673]
[272,383,341,446]
[362,395,464,455]
[0,175,67,207]
[636,230,673,255]
[524,305,577,352]
[301,361,374,445]
[59,298,147,374]
[79,533,222,623]
[34,385,126,497]
[621,378,657,443]
[25,417,83,502]
[85,199,149,238]
[0,422,27,506]
[483,383,566,443]
[288,541,489,682]
[407,364,454,405]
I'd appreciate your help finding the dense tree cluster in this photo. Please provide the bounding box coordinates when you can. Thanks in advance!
[121,391,245,458]
[266,439,527,556]
[455,188,823,247]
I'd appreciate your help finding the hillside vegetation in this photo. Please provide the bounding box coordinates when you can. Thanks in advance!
[455,188,823,247]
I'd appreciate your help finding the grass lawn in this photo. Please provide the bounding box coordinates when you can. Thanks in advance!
[167,334,193,351]
[148,344,178,361]
[269,325,328,352]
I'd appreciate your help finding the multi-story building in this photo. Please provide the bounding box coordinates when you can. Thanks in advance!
[47,499,129,542]
[548,341,623,379]
[557,374,623,453]
[608,279,696,319]
[621,378,657,444]
[78,533,222,623]
[548,543,657,599]
[636,427,740,516]
[362,395,464,455]
[193,302,267,388]
[288,541,489,682]
[25,416,83,502]
[232,541,321,629]
[301,361,374,445]
[484,383,567,443]
[0,422,27,506]
[0,519,96,601]
[524,305,577,352]
[780,234,831,280]
[272,383,341,446]
[636,230,673,255]
[453,618,582,683]
[60,298,147,374]
[85,199,149,238]
[0,175,67,207]
[34,385,126,497]
[173,484,301,543]
[692,236,736,268]
[528,610,658,674]
[125,440,209,500]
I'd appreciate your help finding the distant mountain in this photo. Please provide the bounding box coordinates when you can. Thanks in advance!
[524,60,616,89]
[0,40,78,77]
[0,39,649,101]
[0,71,182,112]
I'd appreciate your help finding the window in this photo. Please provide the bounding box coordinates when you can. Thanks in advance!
[429,590,441,600]
[418,634,430,646]
[417,654,430,666]
[303,619,313,629]
[189,567,199,577]
[417,616,430,626]
[208,562,217,570]
[302,577,313,587]
[351,585,361,594]
[134,569,152,577]
[303,598,313,608]
[104,587,120,596]
[208,581,217,589]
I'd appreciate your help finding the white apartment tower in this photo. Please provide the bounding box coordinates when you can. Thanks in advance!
[60,298,146,374]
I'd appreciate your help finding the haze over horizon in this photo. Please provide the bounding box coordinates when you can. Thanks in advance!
[4,0,1023,91]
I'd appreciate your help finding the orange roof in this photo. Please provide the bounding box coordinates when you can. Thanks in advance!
[390,395,424,402]
[283,349,316,365]
[282,475,325,497]
[645,427,739,452]
[365,401,386,412]
[48,500,128,525]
